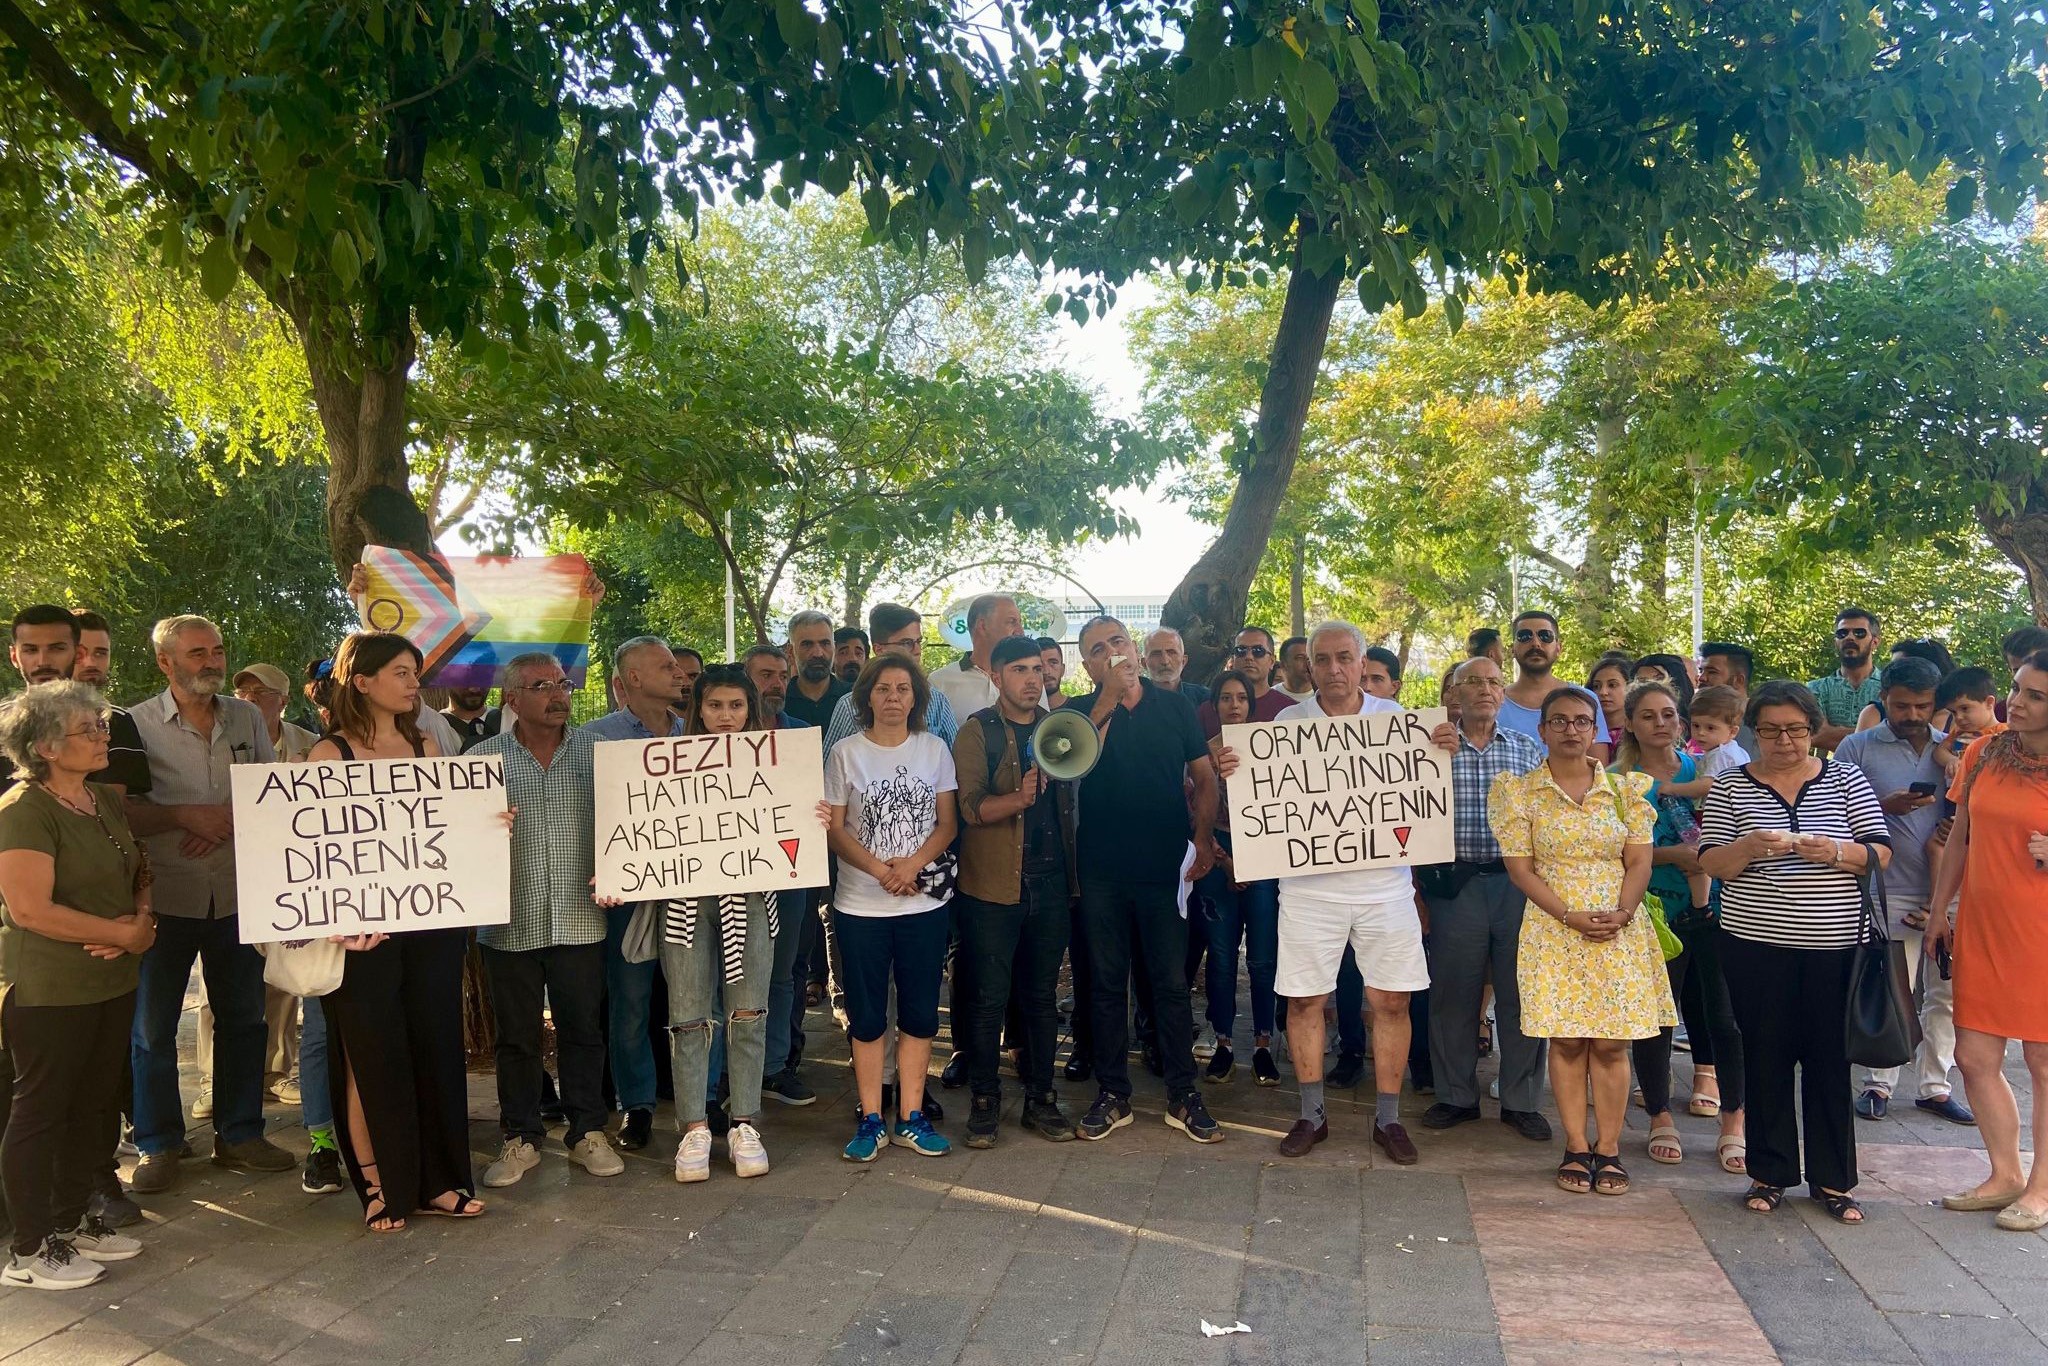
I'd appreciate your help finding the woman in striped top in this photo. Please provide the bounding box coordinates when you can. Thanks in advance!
[1699,681,1891,1225]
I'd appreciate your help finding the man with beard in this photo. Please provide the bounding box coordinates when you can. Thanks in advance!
[1144,627,1209,707]
[440,684,499,751]
[1037,637,1069,706]
[1835,656,1973,1125]
[1224,626,1295,722]
[784,611,850,728]
[70,611,154,795]
[1276,635,1313,702]
[675,647,705,720]
[471,654,622,1186]
[744,645,804,729]
[1499,610,1610,761]
[1811,606,1884,754]
[125,616,292,1194]
[3,608,152,797]
[834,627,870,684]
[581,637,690,1151]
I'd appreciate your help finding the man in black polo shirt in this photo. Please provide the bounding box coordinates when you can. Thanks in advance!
[1070,615,1223,1144]
[783,609,850,728]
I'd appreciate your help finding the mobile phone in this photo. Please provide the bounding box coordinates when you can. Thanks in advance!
[1908,781,1938,797]
[1935,939,1953,981]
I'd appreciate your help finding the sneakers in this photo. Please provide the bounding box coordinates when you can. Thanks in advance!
[674,1128,713,1183]
[1076,1092,1134,1141]
[966,1095,1001,1149]
[482,1137,540,1188]
[1327,1051,1366,1089]
[569,1132,625,1177]
[728,1121,770,1178]
[269,1073,302,1106]
[129,1151,180,1194]
[1856,1088,1890,1121]
[2,1237,104,1291]
[302,1147,346,1195]
[1252,1046,1281,1087]
[1021,1092,1075,1142]
[618,1108,654,1151]
[70,1215,143,1262]
[763,1068,817,1107]
[1193,1024,1218,1061]
[891,1111,951,1157]
[211,1136,296,1173]
[1166,1092,1224,1143]
[1204,1042,1235,1084]
[843,1112,888,1163]
[190,1084,214,1120]
[88,1187,143,1228]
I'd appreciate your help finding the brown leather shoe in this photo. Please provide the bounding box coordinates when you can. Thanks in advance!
[1373,1122,1420,1166]
[1277,1118,1328,1157]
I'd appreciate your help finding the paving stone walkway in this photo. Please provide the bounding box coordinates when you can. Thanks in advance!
[2,1008,2040,1365]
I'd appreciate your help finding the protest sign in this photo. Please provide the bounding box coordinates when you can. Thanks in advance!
[232,755,511,944]
[1221,706,1454,881]
[593,726,831,901]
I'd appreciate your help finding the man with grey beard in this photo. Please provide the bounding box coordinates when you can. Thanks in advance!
[126,615,292,1194]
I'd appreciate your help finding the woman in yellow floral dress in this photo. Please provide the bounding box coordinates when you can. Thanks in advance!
[1489,688,1673,1196]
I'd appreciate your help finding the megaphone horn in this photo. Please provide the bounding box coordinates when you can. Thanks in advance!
[1031,708,1102,782]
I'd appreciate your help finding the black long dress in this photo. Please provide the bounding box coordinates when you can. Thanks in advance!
[319,733,475,1221]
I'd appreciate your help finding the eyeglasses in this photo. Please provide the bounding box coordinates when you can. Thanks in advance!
[1516,629,1557,644]
[64,718,112,739]
[1755,724,1815,741]
[1231,644,1270,659]
[517,679,575,696]
[1543,715,1597,731]
[1834,627,1870,640]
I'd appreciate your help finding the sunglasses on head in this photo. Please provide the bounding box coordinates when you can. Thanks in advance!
[1515,628,1556,644]
[1231,644,1270,658]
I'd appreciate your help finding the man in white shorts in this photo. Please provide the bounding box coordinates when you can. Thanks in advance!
[1223,621,1450,1166]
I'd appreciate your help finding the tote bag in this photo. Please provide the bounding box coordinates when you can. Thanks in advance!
[1844,840,1921,1068]
[260,938,346,997]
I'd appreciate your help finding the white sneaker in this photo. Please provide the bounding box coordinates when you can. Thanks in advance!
[482,1137,540,1188]
[1193,1025,1218,1061]
[674,1128,713,1183]
[270,1073,302,1106]
[728,1122,770,1179]
[71,1216,142,1262]
[190,1084,214,1120]
[569,1132,624,1177]
[2,1238,105,1290]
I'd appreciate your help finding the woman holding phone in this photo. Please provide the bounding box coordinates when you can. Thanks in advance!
[1698,681,1891,1225]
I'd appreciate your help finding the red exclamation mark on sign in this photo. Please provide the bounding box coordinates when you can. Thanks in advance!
[1393,827,1412,856]
[779,838,801,877]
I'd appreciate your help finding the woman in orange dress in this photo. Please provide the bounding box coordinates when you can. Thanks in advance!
[1928,649,2048,1232]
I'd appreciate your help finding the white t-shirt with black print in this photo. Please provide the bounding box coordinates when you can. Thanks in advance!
[824,730,959,917]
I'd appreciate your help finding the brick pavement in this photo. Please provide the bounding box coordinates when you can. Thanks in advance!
[2,1005,2041,1365]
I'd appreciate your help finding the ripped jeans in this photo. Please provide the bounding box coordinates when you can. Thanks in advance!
[659,895,774,1128]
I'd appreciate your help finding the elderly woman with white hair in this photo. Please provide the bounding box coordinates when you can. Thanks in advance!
[0,682,154,1290]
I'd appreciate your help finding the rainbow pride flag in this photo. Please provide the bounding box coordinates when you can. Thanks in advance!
[358,547,595,688]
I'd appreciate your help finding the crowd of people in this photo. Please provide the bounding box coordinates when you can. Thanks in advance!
[1,592,2045,1294]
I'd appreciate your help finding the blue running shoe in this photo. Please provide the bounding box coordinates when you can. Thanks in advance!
[843,1112,887,1163]
[890,1110,951,1157]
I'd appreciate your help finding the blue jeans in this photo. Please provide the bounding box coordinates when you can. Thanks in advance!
[1197,859,1278,1042]
[299,995,333,1133]
[132,914,268,1153]
[763,889,806,1077]
[661,896,773,1126]
[603,905,660,1114]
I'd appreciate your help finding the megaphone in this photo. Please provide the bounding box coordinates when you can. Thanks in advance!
[1030,707,1101,782]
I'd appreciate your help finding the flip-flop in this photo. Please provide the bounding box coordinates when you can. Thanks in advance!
[1717,1136,1747,1174]
[417,1192,486,1219]
[1648,1125,1683,1165]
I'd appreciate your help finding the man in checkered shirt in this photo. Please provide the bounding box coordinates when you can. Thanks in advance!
[468,652,625,1187]
[1419,655,1548,1142]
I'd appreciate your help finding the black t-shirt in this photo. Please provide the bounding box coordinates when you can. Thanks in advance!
[784,677,851,730]
[444,707,501,754]
[1007,718,1066,876]
[0,704,153,796]
[1075,678,1207,881]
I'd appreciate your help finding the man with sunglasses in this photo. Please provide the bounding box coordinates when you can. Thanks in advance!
[1498,610,1610,760]
[1810,606,1883,754]
[1226,627,1296,722]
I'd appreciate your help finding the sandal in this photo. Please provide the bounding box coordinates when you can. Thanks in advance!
[359,1160,406,1234]
[1816,1190,1864,1224]
[1648,1125,1683,1165]
[1591,1153,1631,1195]
[1744,1182,1784,1213]
[1477,1018,1494,1058]
[1689,1066,1721,1118]
[1716,1136,1747,1174]
[418,1191,486,1219]
[1556,1150,1595,1194]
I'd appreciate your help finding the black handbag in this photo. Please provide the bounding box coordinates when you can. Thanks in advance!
[1844,839,1922,1068]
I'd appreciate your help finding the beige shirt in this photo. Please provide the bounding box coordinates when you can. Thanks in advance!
[131,690,275,919]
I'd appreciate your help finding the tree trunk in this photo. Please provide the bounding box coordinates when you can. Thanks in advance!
[1980,498,2048,626]
[300,313,435,577]
[1644,513,1670,624]
[1289,530,1307,638]
[1162,254,1343,681]
[1573,414,1626,639]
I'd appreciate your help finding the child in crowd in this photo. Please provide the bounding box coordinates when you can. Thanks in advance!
[1934,667,2005,778]
[1689,686,1752,780]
